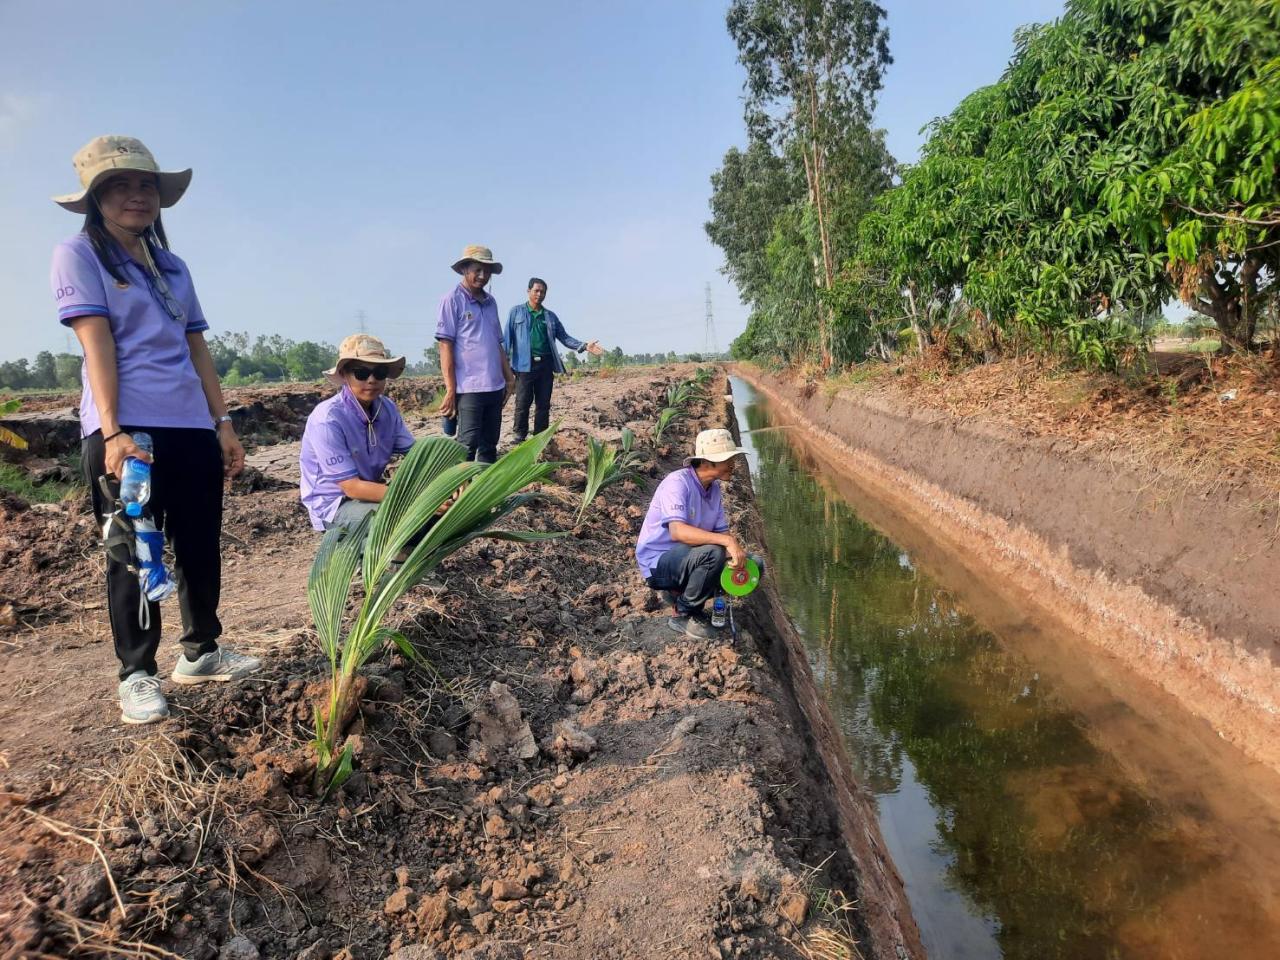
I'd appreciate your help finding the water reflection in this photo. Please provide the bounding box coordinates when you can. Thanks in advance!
[731,377,1280,960]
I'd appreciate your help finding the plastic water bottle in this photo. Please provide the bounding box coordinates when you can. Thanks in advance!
[442,415,457,437]
[132,515,176,602]
[711,595,728,629]
[119,432,153,518]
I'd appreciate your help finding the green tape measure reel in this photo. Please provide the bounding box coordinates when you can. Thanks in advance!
[721,557,762,597]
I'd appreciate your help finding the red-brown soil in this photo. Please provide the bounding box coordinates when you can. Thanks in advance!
[0,368,919,960]
[736,359,1280,773]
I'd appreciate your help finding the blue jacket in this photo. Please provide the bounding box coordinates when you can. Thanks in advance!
[504,303,586,374]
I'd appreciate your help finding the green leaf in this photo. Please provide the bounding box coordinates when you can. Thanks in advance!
[321,742,356,801]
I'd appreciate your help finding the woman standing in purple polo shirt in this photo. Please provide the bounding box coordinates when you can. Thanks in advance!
[49,136,259,725]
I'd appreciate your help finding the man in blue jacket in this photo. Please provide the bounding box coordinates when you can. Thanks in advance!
[504,277,604,442]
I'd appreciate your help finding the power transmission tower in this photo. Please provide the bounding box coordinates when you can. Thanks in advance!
[704,283,719,356]
[356,310,367,334]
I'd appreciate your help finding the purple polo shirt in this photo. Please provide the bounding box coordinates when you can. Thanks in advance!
[435,284,505,393]
[299,387,416,530]
[50,233,212,437]
[635,467,730,578]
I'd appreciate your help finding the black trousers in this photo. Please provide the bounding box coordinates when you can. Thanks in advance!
[512,359,555,441]
[83,427,224,680]
[456,389,504,464]
[645,543,727,615]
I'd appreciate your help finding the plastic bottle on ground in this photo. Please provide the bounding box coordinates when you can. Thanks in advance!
[711,595,728,629]
[119,432,154,517]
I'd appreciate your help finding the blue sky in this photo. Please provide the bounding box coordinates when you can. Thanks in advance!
[0,0,1064,365]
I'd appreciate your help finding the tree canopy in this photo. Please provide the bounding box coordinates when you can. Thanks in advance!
[710,0,1280,370]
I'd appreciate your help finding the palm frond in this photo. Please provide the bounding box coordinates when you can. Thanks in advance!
[577,436,617,523]
[308,513,369,668]
[362,436,472,585]
[654,406,684,444]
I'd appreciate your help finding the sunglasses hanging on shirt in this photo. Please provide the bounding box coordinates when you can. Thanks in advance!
[135,227,185,324]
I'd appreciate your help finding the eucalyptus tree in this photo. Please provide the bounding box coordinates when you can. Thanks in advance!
[726,0,892,367]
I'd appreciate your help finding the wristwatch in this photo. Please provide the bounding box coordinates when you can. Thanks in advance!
[215,414,233,429]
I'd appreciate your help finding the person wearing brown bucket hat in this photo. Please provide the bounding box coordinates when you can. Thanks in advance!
[300,334,416,534]
[435,245,516,463]
[49,135,259,725]
[635,429,757,640]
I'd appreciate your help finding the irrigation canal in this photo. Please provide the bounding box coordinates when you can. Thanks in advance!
[727,376,1280,960]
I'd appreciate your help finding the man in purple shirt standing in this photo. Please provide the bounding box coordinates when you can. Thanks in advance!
[436,245,516,464]
[635,429,752,639]
[300,334,416,533]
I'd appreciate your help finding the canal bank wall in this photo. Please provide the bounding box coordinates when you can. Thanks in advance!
[733,364,1280,773]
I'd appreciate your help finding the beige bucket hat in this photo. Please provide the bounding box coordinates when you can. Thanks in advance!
[451,244,504,275]
[683,428,749,466]
[53,135,192,214]
[325,334,407,383]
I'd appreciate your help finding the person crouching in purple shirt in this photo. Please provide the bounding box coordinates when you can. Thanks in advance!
[435,245,516,464]
[300,335,416,535]
[635,429,756,640]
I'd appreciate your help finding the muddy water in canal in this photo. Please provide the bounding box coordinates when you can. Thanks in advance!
[728,377,1280,960]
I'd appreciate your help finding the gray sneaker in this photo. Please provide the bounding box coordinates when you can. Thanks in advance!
[171,646,261,685]
[684,614,721,641]
[667,614,691,635]
[119,671,169,725]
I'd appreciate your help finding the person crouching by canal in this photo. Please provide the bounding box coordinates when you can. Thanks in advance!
[436,245,516,464]
[635,429,750,639]
[50,135,258,725]
[299,335,416,535]
[505,277,605,442]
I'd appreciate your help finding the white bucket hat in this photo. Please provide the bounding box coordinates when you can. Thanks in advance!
[52,135,191,214]
[451,244,504,275]
[683,428,748,466]
[325,334,407,383]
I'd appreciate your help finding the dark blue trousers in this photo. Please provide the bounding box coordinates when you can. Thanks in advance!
[645,543,727,615]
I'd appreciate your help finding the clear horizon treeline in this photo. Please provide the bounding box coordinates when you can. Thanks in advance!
[708,0,1279,371]
[0,332,722,393]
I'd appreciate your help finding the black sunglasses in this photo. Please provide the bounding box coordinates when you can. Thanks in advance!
[349,366,389,382]
[146,270,186,324]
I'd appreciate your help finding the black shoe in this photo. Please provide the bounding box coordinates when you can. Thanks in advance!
[667,614,690,635]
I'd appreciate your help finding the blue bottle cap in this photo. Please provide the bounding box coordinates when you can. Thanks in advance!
[125,501,143,517]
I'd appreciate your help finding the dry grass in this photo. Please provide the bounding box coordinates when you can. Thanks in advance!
[94,736,227,857]
[828,349,1280,504]
[781,853,865,960]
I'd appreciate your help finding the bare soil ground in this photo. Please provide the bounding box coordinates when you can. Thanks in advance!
[0,367,909,960]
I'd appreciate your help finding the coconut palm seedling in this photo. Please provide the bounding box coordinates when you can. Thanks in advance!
[665,380,706,409]
[307,429,563,796]
[653,406,685,445]
[576,428,641,524]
